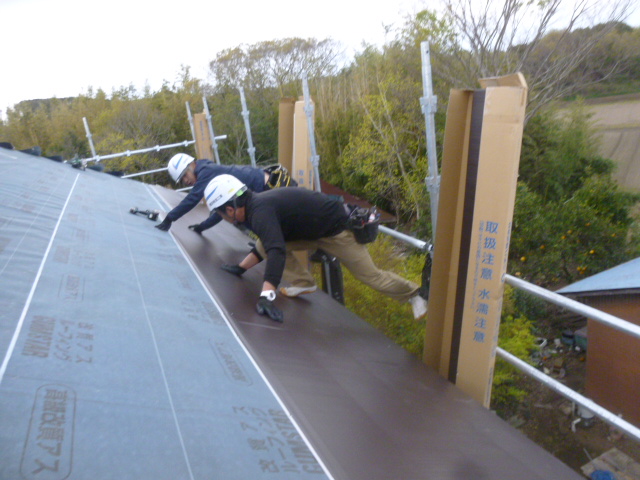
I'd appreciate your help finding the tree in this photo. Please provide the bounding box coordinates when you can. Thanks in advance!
[436,0,636,119]
[209,38,342,95]
[509,103,640,287]
[519,102,613,202]
[339,65,430,224]
[207,38,344,165]
[511,178,640,287]
[329,15,458,234]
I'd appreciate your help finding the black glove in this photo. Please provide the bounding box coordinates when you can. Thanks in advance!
[188,223,204,234]
[155,217,172,231]
[221,264,246,277]
[256,296,283,323]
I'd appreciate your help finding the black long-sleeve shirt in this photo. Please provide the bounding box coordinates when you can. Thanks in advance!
[245,188,348,287]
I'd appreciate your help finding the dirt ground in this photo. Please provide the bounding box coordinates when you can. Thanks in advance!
[501,340,640,477]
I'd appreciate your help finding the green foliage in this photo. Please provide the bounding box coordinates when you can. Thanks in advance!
[210,38,340,94]
[511,178,640,287]
[491,286,539,409]
[337,44,432,228]
[511,102,640,287]
[206,38,345,166]
[314,72,368,186]
[565,23,640,98]
[520,103,610,202]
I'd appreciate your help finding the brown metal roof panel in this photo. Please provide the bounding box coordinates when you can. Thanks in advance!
[157,186,583,480]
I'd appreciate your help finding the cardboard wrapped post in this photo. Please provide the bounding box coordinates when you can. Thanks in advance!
[278,97,314,191]
[278,97,315,272]
[424,73,528,407]
[193,112,214,161]
[292,99,314,190]
[423,90,474,373]
[278,98,296,172]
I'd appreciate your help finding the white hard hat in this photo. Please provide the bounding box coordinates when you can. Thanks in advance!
[204,174,247,212]
[167,153,194,183]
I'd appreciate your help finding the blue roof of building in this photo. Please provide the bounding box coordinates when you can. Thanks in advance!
[557,257,640,295]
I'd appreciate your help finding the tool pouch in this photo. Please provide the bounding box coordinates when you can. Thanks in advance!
[346,204,380,244]
[264,165,298,188]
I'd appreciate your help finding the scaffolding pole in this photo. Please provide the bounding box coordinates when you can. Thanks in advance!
[203,96,221,164]
[186,102,196,148]
[238,87,257,167]
[82,117,97,159]
[420,42,440,243]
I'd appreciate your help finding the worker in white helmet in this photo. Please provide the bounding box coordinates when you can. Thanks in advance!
[203,174,428,323]
[155,153,296,232]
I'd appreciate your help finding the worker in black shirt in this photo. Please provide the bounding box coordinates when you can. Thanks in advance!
[155,153,295,233]
[204,174,428,323]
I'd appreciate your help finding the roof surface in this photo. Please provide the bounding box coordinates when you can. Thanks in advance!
[557,256,640,295]
[0,149,582,479]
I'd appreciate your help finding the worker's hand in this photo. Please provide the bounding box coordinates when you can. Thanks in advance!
[256,291,283,323]
[188,223,204,234]
[155,217,172,231]
[221,263,246,277]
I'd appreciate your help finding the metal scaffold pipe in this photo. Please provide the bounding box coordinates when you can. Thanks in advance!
[420,42,440,244]
[186,101,196,147]
[83,117,97,159]
[505,274,640,340]
[203,96,221,164]
[238,87,257,167]
[497,347,640,443]
[121,167,169,179]
[379,225,429,251]
[81,140,196,164]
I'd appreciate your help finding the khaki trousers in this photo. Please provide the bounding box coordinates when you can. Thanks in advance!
[256,230,419,303]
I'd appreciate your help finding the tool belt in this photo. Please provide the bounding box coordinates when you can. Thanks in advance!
[264,165,297,189]
[345,204,380,244]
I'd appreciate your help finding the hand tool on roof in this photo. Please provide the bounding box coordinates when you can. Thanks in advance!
[129,207,159,221]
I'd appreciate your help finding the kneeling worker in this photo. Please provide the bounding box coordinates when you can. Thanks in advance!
[155,153,296,233]
[204,174,428,323]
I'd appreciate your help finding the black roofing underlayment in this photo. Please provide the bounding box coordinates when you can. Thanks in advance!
[0,149,582,480]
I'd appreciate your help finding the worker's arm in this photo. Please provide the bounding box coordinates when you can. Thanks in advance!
[220,253,282,322]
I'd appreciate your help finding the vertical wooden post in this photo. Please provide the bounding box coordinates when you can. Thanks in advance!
[193,113,214,161]
[292,99,314,190]
[278,98,296,172]
[424,73,528,406]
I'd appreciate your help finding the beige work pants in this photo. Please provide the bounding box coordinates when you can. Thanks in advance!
[257,230,419,303]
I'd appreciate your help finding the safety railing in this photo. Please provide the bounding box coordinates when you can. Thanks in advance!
[81,140,196,165]
[501,274,640,443]
[379,225,429,251]
[504,274,640,341]
[377,227,640,443]
[122,167,171,179]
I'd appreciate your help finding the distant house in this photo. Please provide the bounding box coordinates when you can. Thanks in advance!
[557,257,640,427]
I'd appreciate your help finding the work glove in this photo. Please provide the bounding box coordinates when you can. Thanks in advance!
[188,223,204,234]
[155,217,172,231]
[256,292,283,323]
[221,263,246,277]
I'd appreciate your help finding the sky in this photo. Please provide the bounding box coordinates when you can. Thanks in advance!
[2,0,639,118]
[0,0,421,116]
